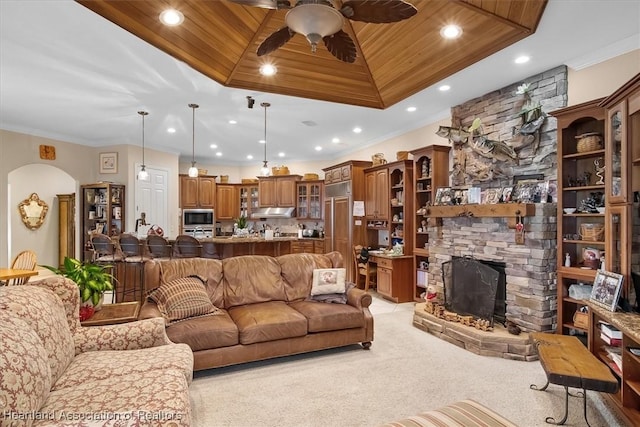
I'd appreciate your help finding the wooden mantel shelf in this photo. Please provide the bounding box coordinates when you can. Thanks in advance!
[427,203,536,228]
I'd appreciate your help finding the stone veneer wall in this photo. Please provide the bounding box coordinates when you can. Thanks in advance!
[450,65,567,186]
[428,203,558,332]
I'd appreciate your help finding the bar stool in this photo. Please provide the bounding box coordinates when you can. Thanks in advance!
[173,235,202,258]
[118,234,151,302]
[90,233,123,303]
[146,235,172,260]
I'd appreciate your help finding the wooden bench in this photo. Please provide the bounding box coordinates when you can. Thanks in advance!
[530,332,618,426]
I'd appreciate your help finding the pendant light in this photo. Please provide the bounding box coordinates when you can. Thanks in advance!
[260,102,271,176]
[187,103,199,178]
[137,110,149,180]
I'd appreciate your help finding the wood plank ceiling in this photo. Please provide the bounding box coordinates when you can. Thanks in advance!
[77,0,548,109]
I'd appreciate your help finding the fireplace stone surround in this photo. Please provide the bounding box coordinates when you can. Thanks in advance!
[412,203,557,361]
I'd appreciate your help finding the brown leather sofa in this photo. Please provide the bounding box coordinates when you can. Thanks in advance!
[140,252,374,371]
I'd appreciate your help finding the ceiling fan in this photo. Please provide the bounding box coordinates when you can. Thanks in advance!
[229,0,417,63]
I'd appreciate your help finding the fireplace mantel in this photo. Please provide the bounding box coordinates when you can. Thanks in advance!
[428,203,535,228]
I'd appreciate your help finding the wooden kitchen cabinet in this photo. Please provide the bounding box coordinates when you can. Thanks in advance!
[216,184,239,220]
[57,193,75,268]
[239,184,259,218]
[369,254,413,303]
[180,174,216,208]
[291,239,326,254]
[297,180,323,220]
[259,175,301,207]
[364,167,389,220]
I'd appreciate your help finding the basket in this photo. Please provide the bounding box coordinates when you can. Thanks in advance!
[219,175,229,183]
[372,153,387,166]
[575,133,603,153]
[573,310,589,329]
[241,178,258,184]
[303,173,319,181]
[396,151,409,161]
[197,168,208,176]
[580,223,604,241]
[271,166,290,175]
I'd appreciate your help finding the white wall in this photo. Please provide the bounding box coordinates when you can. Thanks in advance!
[7,164,75,267]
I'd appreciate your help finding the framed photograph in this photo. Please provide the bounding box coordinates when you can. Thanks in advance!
[481,188,502,204]
[547,180,558,203]
[590,270,624,312]
[501,186,513,203]
[511,180,541,203]
[99,152,118,174]
[434,187,452,206]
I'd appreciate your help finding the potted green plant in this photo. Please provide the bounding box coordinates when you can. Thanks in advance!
[42,256,115,309]
[233,216,249,237]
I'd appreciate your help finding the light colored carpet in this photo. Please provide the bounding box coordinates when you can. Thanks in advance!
[190,296,624,427]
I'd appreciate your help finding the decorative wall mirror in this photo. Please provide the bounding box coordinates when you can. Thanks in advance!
[18,193,49,230]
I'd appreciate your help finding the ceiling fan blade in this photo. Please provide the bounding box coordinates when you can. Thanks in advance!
[227,0,291,10]
[323,30,357,63]
[257,26,295,56]
[340,0,417,23]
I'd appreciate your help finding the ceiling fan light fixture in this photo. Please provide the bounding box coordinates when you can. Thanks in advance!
[286,3,343,52]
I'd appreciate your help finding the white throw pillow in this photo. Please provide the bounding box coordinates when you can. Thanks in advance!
[311,268,346,296]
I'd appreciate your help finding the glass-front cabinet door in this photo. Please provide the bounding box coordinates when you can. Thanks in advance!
[606,102,629,204]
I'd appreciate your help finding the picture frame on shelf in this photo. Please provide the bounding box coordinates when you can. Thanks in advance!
[590,270,624,312]
[434,187,452,206]
[481,188,502,204]
[99,152,118,174]
[547,180,558,203]
[501,186,513,203]
[511,180,541,203]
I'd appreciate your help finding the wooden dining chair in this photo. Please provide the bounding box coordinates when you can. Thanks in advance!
[6,250,37,285]
[173,235,202,258]
[118,234,151,302]
[353,245,376,292]
[146,235,172,260]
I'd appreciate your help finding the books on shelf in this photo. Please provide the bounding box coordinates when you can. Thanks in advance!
[416,269,428,288]
[601,332,622,347]
[600,321,622,339]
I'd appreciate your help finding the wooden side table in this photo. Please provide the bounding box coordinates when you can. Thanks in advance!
[81,301,141,327]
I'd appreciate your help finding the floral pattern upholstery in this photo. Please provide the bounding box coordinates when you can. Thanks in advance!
[0,315,52,422]
[0,279,193,426]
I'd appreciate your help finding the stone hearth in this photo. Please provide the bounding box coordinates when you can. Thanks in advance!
[413,303,538,361]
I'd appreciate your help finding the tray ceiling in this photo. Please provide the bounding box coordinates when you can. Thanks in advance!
[77,0,548,109]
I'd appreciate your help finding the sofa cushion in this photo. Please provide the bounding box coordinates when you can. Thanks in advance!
[152,258,224,308]
[38,369,191,426]
[148,276,221,324]
[0,314,52,419]
[53,343,194,390]
[310,268,346,295]
[166,310,239,351]
[289,300,365,332]
[278,253,333,301]
[223,256,287,308]
[0,285,75,385]
[228,301,308,345]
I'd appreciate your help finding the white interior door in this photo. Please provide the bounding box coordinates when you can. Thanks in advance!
[135,166,168,232]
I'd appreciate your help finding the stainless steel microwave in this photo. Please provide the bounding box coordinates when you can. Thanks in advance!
[182,209,214,229]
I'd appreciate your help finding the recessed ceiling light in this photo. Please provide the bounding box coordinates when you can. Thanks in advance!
[515,55,530,64]
[216,152,222,157]
[210,144,217,149]
[159,9,184,26]
[246,154,253,160]
[332,137,340,143]
[406,106,417,112]
[278,152,285,157]
[440,25,462,39]
[167,127,176,134]
[439,85,451,92]
[228,120,237,124]
[259,139,266,144]
[353,127,362,134]
[315,146,322,151]
[259,64,277,76]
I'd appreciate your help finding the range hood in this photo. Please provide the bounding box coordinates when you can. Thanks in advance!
[250,207,295,219]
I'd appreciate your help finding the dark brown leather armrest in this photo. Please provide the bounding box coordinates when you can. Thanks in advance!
[139,300,163,320]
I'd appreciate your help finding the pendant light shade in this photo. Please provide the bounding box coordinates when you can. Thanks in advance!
[188,103,199,178]
[260,102,271,176]
[137,110,149,180]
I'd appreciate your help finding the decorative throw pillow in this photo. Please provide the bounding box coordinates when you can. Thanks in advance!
[148,275,219,324]
[310,268,346,296]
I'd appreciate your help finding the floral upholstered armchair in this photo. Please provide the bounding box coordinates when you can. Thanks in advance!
[0,276,194,426]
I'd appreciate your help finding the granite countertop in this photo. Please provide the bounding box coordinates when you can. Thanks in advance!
[588,302,640,343]
[194,236,324,244]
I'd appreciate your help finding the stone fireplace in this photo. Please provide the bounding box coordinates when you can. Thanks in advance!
[413,203,557,361]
